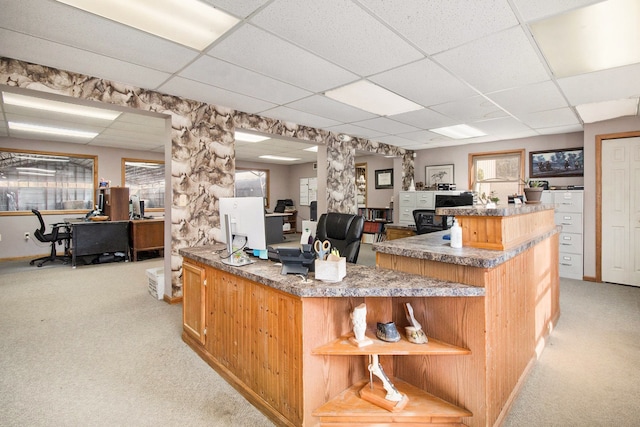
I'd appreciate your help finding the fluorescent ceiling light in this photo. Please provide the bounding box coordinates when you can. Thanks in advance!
[531,0,640,77]
[16,167,55,174]
[17,171,57,177]
[55,0,239,50]
[9,122,98,139]
[3,92,120,120]
[259,155,300,161]
[575,98,639,123]
[127,162,160,168]
[325,80,423,116]
[430,124,487,139]
[304,146,318,152]
[235,131,270,142]
[15,155,69,162]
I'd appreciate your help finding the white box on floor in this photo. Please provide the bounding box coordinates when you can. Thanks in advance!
[146,267,164,300]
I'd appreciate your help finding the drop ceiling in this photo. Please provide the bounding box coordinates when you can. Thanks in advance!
[0,0,639,158]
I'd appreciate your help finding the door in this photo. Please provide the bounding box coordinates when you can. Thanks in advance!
[602,137,640,286]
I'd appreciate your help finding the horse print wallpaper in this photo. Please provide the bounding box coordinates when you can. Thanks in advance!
[0,57,413,297]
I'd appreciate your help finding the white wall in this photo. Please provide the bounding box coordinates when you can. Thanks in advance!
[0,137,163,260]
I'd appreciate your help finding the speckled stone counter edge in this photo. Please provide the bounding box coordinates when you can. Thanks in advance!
[373,226,560,269]
[179,245,484,299]
[436,203,555,217]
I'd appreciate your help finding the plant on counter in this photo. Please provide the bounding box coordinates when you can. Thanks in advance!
[521,178,544,203]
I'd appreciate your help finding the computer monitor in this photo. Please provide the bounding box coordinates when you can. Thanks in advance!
[130,194,142,219]
[97,192,105,214]
[219,197,267,252]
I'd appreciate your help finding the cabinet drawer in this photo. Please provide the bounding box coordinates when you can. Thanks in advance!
[555,212,583,233]
[399,209,414,225]
[559,253,583,279]
[399,192,416,206]
[558,232,583,254]
[415,192,434,209]
[553,191,583,212]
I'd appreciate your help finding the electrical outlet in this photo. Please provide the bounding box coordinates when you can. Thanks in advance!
[24,232,30,240]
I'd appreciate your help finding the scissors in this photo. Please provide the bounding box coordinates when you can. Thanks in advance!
[314,239,331,260]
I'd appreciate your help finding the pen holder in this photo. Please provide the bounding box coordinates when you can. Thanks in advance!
[315,254,346,282]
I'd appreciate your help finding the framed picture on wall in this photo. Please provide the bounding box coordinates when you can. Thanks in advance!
[375,168,394,189]
[529,147,584,178]
[425,164,454,188]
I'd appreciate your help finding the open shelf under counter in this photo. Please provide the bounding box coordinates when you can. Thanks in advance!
[312,331,470,356]
[313,377,472,425]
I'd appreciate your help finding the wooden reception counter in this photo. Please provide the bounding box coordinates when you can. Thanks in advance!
[179,204,559,427]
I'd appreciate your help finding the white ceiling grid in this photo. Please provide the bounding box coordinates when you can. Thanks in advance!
[0,0,638,163]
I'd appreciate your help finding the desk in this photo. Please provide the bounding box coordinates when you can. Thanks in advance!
[265,213,288,245]
[129,218,164,261]
[69,221,130,268]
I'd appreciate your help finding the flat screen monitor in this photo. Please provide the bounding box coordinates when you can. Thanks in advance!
[97,192,105,214]
[130,194,142,219]
[219,197,267,252]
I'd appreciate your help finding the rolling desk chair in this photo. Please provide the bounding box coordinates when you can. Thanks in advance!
[29,209,71,267]
[314,212,364,263]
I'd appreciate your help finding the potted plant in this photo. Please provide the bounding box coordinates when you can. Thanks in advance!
[521,179,544,204]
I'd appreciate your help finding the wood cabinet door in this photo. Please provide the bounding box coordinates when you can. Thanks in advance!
[182,262,206,344]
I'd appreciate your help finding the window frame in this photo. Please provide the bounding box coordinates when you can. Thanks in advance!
[0,147,97,216]
[235,167,270,208]
[468,149,525,200]
[121,157,165,212]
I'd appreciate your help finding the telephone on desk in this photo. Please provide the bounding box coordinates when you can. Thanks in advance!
[84,209,103,220]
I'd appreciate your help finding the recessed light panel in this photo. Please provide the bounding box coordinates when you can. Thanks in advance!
[259,155,300,161]
[235,131,271,142]
[55,0,239,50]
[531,0,640,78]
[8,122,98,139]
[430,124,487,139]
[325,80,423,116]
[3,92,120,120]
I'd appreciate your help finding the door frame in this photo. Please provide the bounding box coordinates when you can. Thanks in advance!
[595,130,640,282]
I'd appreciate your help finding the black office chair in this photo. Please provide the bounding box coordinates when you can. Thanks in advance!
[29,209,72,267]
[315,212,365,264]
[413,209,444,235]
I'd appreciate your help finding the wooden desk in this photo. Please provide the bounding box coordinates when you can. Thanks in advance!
[69,221,130,268]
[129,218,164,261]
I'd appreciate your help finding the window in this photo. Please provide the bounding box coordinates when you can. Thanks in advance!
[469,149,524,203]
[235,168,269,208]
[0,149,96,213]
[122,158,165,210]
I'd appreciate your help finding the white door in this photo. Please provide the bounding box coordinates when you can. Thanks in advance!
[602,137,640,286]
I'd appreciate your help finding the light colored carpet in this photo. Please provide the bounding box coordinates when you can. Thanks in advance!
[1,259,638,427]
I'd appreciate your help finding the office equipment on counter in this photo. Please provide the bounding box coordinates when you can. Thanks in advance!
[219,197,267,261]
[29,209,71,267]
[277,246,315,276]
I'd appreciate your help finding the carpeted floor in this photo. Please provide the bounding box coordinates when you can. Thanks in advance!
[0,257,638,426]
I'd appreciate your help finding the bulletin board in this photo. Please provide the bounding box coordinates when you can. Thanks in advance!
[299,177,317,206]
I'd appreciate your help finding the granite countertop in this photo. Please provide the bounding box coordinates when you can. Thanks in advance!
[179,245,484,298]
[373,227,560,269]
[436,203,554,217]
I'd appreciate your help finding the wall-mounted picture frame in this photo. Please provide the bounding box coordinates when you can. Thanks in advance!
[529,147,584,178]
[375,168,394,189]
[425,164,454,188]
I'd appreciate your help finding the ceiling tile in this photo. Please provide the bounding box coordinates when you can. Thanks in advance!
[373,134,421,148]
[370,58,476,107]
[352,117,421,134]
[518,107,581,129]
[430,96,508,122]
[208,24,358,92]
[395,129,447,144]
[180,56,311,105]
[0,29,171,89]
[259,106,340,129]
[201,0,270,18]
[487,81,569,115]
[286,96,377,123]
[471,117,534,135]
[557,63,640,105]
[512,0,605,21]
[390,108,458,129]
[159,77,277,114]
[536,124,584,135]
[433,27,550,93]
[0,0,199,74]
[324,124,387,140]
[362,0,518,54]
[575,98,639,123]
[250,0,423,76]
